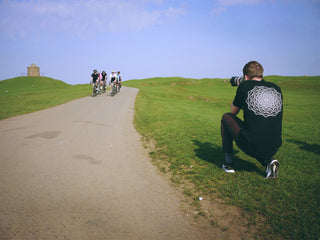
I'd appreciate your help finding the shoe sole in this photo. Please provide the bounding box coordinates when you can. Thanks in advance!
[266,160,279,179]
[222,165,235,173]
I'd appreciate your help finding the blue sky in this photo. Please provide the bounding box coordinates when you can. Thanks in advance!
[0,0,319,84]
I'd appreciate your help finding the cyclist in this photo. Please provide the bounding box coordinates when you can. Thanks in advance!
[101,70,107,91]
[90,69,99,93]
[117,71,122,92]
[109,71,117,94]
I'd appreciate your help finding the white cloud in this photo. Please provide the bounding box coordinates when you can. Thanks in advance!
[0,0,187,39]
[210,6,226,15]
[216,0,261,5]
[210,0,269,15]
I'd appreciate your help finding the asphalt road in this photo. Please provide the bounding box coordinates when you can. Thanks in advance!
[0,87,217,240]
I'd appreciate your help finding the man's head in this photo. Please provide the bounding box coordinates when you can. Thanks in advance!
[243,61,264,80]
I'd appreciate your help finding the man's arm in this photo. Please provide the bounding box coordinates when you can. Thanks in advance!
[231,103,240,115]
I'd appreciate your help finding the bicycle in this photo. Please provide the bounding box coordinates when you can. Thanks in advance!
[117,82,121,92]
[101,83,107,93]
[92,82,100,97]
[110,82,118,96]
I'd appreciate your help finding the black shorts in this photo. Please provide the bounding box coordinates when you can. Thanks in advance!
[221,113,279,166]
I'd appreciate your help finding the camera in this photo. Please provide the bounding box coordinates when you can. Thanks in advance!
[230,76,244,86]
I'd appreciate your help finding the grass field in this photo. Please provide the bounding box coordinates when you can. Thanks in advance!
[1,75,319,239]
[0,76,89,119]
[123,76,320,240]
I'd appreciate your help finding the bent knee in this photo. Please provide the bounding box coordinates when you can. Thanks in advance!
[221,113,234,122]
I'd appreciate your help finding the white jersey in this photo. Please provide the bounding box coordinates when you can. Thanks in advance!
[109,73,117,84]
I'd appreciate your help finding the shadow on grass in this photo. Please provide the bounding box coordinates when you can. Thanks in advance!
[286,139,320,155]
[192,140,264,175]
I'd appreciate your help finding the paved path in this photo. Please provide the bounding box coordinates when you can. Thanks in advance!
[0,87,215,240]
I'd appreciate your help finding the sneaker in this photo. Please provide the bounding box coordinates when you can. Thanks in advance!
[222,163,235,173]
[265,160,279,179]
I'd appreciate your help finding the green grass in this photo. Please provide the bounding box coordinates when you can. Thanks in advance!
[0,76,90,119]
[123,76,320,240]
[1,75,319,239]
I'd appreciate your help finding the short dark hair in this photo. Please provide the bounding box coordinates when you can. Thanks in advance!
[243,61,264,79]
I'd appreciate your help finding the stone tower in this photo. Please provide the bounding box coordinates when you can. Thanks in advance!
[27,63,40,77]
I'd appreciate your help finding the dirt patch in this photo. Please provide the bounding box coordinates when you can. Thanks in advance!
[25,130,61,139]
[143,136,259,240]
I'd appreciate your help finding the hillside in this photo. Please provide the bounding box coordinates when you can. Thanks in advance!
[0,76,89,119]
[123,75,320,240]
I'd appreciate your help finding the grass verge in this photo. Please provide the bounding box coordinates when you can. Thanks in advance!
[123,76,320,240]
[0,76,90,119]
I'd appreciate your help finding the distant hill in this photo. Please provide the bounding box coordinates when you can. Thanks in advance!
[0,76,89,119]
[0,76,72,92]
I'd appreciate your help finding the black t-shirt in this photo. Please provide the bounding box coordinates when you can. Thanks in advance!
[91,73,99,82]
[233,80,283,155]
[102,72,107,81]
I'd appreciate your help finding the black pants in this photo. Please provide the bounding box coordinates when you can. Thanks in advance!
[220,113,274,167]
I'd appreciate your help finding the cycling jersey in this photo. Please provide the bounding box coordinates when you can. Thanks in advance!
[91,73,99,83]
[101,72,107,81]
[110,73,117,83]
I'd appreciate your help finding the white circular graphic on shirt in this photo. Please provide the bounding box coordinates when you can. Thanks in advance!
[246,86,282,118]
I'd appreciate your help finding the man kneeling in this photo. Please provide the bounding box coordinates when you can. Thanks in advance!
[221,61,283,179]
